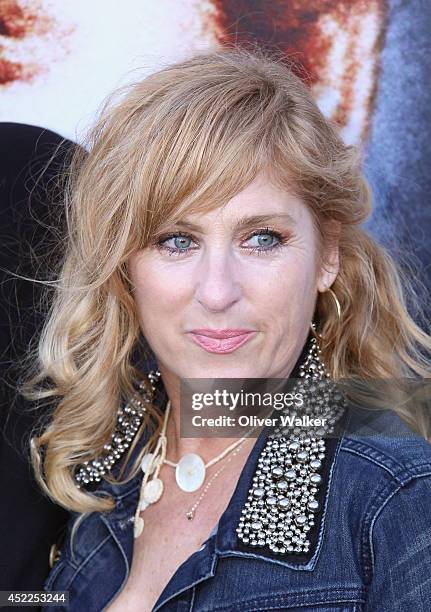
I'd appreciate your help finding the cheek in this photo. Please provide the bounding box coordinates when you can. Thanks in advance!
[128,254,190,323]
[246,252,316,338]
[248,252,318,316]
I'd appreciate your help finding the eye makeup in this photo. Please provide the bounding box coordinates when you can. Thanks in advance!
[154,226,292,257]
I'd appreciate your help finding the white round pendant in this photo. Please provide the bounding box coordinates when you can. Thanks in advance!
[175,453,206,492]
[140,453,156,475]
[143,477,164,503]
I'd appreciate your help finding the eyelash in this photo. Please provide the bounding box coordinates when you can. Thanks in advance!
[155,227,287,257]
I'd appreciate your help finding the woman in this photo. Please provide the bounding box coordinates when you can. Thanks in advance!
[25,46,431,611]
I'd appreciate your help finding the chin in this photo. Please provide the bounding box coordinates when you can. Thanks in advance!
[182,362,262,380]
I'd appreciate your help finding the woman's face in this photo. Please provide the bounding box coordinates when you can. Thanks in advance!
[128,170,338,381]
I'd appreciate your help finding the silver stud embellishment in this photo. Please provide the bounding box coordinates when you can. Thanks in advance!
[74,370,161,486]
[236,334,347,555]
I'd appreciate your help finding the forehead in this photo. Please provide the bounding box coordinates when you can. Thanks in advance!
[162,171,311,231]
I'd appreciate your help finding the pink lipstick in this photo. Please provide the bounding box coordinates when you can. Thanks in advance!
[188,328,256,354]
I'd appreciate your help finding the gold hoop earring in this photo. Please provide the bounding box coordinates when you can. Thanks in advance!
[326,287,341,320]
[310,287,342,341]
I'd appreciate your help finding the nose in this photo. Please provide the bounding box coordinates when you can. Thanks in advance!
[194,248,242,313]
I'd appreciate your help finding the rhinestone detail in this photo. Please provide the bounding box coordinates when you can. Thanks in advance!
[235,333,347,555]
[74,370,161,486]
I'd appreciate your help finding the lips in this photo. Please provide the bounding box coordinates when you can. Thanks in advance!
[188,329,256,354]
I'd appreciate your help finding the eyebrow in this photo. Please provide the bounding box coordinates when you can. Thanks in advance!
[164,214,297,233]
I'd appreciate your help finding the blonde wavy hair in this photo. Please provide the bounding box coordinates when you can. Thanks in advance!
[22,44,431,514]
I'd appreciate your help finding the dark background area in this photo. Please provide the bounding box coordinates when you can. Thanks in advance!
[0,123,71,595]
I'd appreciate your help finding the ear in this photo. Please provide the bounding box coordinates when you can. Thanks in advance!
[316,220,340,293]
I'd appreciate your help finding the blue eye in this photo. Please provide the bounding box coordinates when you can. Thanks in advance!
[157,232,197,255]
[172,236,192,249]
[246,233,280,248]
[243,229,283,253]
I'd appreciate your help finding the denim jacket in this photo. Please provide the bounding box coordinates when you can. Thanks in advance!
[44,380,431,611]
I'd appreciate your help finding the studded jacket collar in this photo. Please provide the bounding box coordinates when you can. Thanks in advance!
[43,339,431,611]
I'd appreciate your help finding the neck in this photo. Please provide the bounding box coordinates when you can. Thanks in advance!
[156,374,255,463]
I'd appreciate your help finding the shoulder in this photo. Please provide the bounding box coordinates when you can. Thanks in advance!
[337,407,431,610]
[334,407,431,600]
[339,406,431,485]
[364,472,431,610]
[336,407,431,526]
